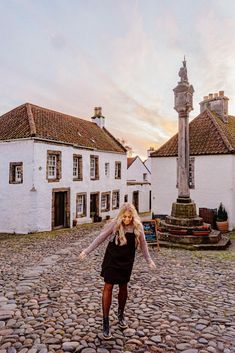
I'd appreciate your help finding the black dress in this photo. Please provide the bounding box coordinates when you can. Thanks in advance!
[101,232,136,284]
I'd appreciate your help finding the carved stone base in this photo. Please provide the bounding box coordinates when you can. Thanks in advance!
[171,201,198,219]
[164,216,203,227]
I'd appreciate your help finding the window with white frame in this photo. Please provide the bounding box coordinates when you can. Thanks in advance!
[143,173,147,181]
[73,155,83,180]
[9,162,23,184]
[112,190,120,209]
[90,155,99,180]
[76,193,87,217]
[47,151,61,182]
[105,162,110,176]
[48,155,57,179]
[101,192,111,212]
[115,162,121,179]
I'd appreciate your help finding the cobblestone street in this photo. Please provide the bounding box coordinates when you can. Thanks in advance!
[0,223,235,353]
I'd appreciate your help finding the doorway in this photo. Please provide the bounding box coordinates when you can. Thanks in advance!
[133,191,139,212]
[90,192,99,218]
[52,188,70,229]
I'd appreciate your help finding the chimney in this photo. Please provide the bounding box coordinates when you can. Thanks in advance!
[147,146,155,157]
[91,106,105,128]
[199,91,229,123]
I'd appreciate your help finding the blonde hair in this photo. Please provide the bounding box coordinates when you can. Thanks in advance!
[113,202,142,248]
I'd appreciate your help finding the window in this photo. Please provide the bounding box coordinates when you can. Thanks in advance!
[76,193,87,217]
[9,162,23,184]
[115,162,121,179]
[47,151,62,182]
[188,157,195,189]
[48,155,57,179]
[124,194,128,202]
[73,155,83,181]
[90,155,99,180]
[176,157,195,189]
[112,190,120,209]
[101,192,111,212]
[105,162,110,176]
[143,173,147,181]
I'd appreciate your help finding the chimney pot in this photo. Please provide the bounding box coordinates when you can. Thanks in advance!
[219,91,224,97]
[208,93,213,99]
[203,96,208,100]
[94,106,102,117]
[214,93,218,98]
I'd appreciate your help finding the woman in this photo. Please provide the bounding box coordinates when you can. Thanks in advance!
[79,202,156,340]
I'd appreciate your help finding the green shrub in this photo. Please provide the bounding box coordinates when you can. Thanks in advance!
[217,202,228,221]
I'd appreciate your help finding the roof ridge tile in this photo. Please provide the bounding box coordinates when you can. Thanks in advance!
[26,103,37,136]
[206,109,234,152]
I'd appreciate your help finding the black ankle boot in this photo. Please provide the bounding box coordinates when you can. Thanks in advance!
[118,308,128,329]
[103,316,112,340]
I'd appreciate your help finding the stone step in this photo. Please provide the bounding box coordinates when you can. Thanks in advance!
[148,236,231,251]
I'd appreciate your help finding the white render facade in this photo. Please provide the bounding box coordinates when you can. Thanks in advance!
[151,154,235,230]
[0,138,127,234]
[127,156,151,213]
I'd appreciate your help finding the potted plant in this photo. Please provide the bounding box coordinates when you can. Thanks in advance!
[216,202,229,232]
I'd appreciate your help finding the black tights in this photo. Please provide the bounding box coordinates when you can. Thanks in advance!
[102,283,128,317]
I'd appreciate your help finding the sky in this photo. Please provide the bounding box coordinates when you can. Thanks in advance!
[1,0,235,160]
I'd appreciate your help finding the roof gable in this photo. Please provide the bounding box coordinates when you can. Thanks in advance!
[151,109,235,157]
[0,103,126,154]
[127,155,151,173]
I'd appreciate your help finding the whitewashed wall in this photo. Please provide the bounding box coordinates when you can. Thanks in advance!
[0,139,127,234]
[0,139,35,233]
[127,157,150,182]
[127,157,151,213]
[144,158,151,174]
[151,155,235,230]
[126,184,151,213]
[33,141,127,232]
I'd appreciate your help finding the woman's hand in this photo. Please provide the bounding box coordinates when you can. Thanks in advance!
[148,259,156,270]
[78,250,87,261]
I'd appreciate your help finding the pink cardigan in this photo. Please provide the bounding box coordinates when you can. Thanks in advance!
[84,220,152,264]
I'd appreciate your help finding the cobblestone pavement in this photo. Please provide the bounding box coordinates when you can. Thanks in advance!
[0,223,235,353]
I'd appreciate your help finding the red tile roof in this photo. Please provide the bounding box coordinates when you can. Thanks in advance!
[0,103,126,154]
[127,156,137,168]
[151,109,235,157]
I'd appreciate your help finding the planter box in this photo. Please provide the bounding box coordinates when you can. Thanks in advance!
[216,220,229,233]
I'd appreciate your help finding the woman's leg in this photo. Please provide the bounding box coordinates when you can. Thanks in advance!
[102,283,114,317]
[118,283,128,328]
[102,282,113,339]
[118,283,128,311]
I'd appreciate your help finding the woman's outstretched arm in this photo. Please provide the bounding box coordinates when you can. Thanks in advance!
[79,220,115,260]
[139,225,156,269]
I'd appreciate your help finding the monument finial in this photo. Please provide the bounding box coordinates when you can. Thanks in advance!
[178,56,188,83]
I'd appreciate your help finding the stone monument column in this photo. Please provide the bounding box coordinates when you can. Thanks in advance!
[173,58,194,202]
[163,59,203,226]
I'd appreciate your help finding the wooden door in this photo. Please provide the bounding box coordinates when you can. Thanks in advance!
[55,192,65,228]
[133,191,139,212]
[90,193,99,217]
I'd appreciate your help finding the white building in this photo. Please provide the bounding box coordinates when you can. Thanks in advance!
[0,103,127,233]
[151,91,235,230]
[126,156,151,213]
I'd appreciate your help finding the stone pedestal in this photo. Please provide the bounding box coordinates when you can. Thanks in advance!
[167,200,203,227]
